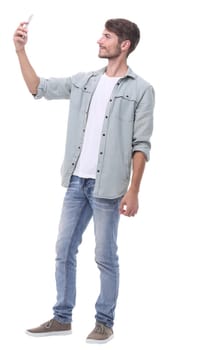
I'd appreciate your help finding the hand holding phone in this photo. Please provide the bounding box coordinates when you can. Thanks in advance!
[13,15,34,52]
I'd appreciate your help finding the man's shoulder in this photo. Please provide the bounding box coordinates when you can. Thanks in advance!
[71,67,104,84]
[127,67,153,89]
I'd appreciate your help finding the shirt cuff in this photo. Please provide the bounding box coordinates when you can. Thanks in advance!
[33,77,46,99]
[132,146,150,161]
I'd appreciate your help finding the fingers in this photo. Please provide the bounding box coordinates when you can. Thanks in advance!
[119,204,134,217]
[15,26,28,38]
[119,199,138,217]
[13,24,28,50]
[14,22,29,36]
[122,208,137,217]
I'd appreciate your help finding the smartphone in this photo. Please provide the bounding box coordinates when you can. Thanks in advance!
[24,14,34,28]
[22,14,33,37]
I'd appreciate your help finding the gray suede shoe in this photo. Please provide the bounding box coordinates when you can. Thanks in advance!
[26,318,72,337]
[86,322,113,343]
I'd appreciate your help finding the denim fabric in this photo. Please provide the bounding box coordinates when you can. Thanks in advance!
[53,176,121,327]
[34,67,155,199]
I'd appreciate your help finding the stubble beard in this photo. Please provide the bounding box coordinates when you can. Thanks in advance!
[98,45,122,59]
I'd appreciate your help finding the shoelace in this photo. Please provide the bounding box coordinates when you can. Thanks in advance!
[94,324,106,334]
[45,319,54,328]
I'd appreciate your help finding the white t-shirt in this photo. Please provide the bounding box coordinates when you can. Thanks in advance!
[73,74,120,179]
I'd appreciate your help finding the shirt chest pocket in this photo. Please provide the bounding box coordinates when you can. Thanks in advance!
[114,94,138,123]
[70,82,92,111]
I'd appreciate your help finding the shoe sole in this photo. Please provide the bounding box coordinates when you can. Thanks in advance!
[25,330,72,337]
[86,334,114,344]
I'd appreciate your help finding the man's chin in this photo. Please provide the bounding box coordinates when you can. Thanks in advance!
[98,53,108,58]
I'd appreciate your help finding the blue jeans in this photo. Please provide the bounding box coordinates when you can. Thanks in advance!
[53,176,121,328]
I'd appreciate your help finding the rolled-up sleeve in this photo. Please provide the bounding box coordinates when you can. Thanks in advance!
[132,85,155,161]
[34,77,72,100]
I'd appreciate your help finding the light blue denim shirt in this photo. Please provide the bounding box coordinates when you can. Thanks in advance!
[34,66,155,199]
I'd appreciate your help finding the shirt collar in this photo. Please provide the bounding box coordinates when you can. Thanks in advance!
[92,66,137,80]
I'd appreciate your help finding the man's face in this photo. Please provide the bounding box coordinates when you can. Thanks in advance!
[97,29,122,59]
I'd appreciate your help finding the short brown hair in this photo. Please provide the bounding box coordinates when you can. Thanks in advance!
[105,18,140,56]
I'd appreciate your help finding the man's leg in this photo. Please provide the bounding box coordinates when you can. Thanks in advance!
[85,189,121,343]
[53,176,93,323]
[92,196,121,328]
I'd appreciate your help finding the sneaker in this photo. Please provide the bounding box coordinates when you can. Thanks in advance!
[86,322,113,343]
[25,318,72,337]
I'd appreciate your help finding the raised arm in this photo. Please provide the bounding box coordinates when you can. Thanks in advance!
[13,22,40,95]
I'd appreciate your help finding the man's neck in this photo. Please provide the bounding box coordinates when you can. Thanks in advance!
[105,59,128,77]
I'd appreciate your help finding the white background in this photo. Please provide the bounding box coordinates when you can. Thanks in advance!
[0,0,202,349]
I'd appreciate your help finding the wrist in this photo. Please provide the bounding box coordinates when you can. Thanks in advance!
[129,185,139,195]
[15,47,26,54]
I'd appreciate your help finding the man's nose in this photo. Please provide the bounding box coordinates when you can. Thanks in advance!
[97,36,104,45]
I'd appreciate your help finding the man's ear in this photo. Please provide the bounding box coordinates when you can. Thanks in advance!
[121,40,131,52]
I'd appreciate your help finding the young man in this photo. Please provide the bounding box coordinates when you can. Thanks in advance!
[13,18,155,343]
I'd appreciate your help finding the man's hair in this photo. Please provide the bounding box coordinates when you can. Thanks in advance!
[105,18,140,56]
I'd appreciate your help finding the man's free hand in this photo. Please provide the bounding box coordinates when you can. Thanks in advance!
[119,189,139,217]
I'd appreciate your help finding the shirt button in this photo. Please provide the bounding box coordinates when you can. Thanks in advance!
[72,163,75,166]
[109,99,112,102]
[78,146,81,149]
[105,115,108,118]
[97,170,100,173]
[83,129,85,132]
[100,152,103,155]
[102,133,105,136]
